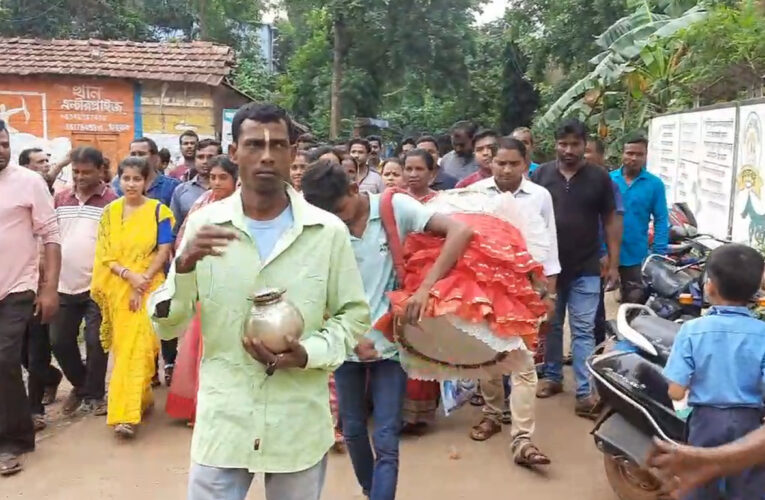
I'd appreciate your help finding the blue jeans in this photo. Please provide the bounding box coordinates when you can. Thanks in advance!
[542,275,600,398]
[187,455,327,500]
[334,359,408,500]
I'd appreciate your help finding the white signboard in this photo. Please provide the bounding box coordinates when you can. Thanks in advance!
[222,108,237,153]
[732,103,765,251]
[695,108,737,238]
[649,106,737,239]
[647,114,680,203]
[675,111,702,212]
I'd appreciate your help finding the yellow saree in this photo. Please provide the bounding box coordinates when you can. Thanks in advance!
[91,198,174,425]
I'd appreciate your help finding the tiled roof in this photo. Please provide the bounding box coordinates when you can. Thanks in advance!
[0,38,235,86]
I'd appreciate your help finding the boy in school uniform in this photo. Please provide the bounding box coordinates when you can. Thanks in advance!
[664,243,765,500]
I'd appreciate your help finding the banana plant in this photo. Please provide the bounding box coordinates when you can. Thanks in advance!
[537,2,707,129]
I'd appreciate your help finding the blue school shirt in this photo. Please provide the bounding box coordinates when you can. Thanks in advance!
[349,193,433,361]
[664,306,765,408]
[610,167,669,266]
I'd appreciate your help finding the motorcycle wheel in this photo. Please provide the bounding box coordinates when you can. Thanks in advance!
[603,455,662,500]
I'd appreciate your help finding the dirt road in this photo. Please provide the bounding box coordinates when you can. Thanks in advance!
[1,374,617,500]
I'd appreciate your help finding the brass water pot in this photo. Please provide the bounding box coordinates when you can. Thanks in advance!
[243,288,304,353]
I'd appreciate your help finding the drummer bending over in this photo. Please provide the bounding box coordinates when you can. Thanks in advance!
[301,160,472,500]
[468,137,560,466]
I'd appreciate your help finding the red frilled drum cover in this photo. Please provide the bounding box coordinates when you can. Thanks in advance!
[374,189,550,380]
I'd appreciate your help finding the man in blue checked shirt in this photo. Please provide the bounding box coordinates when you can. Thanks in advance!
[610,135,669,303]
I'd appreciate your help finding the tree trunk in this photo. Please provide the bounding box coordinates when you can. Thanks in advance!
[330,15,345,140]
[198,0,208,39]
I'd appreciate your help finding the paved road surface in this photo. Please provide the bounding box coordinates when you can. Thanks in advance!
[2,373,618,500]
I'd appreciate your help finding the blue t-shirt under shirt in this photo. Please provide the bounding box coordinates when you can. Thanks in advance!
[244,205,294,261]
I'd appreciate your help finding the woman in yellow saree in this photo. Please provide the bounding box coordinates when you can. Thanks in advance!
[91,157,174,438]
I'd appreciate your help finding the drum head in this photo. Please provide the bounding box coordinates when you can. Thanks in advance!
[395,316,503,368]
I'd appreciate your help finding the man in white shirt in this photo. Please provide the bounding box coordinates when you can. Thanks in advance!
[468,137,559,468]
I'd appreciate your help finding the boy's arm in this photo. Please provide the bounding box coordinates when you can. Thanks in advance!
[667,382,688,401]
[392,194,473,323]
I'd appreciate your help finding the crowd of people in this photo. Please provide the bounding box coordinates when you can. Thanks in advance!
[0,100,763,500]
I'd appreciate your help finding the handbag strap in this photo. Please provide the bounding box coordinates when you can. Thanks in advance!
[379,188,409,284]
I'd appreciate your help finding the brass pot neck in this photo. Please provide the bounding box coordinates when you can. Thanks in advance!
[250,288,286,305]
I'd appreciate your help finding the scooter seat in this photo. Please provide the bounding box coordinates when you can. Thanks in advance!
[629,314,681,361]
[642,258,697,298]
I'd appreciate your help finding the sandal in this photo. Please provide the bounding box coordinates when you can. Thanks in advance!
[469,417,501,441]
[535,379,563,399]
[114,423,136,439]
[401,422,427,436]
[513,440,551,466]
[469,393,485,407]
[500,410,513,425]
[0,453,21,477]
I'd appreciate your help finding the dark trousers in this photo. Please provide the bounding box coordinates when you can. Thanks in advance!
[21,313,62,416]
[685,406,765,500]
[619,265,645,304]
[0,291,36,455]
[161,338,178,366]
[50,292,107,401]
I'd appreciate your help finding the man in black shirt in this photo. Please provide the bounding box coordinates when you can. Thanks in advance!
[531,119,620,418]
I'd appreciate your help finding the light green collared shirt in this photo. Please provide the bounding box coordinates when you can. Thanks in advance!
[148,186,370,473]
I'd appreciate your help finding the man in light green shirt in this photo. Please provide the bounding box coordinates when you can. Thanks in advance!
[148,103,370,500]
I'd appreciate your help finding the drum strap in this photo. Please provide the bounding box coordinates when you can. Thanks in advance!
[379,187,409,284]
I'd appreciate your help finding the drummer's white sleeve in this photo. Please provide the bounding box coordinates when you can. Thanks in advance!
[539,190,561,277]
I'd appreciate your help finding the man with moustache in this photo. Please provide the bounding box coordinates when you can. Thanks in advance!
[468,137,559,466]
[440,121,479,182]
[169,130,200,181]
[170,139,223,232]
[532,119,619,418]
[455,129,498,188]
[0,119,61,476]
[149,103,370,500]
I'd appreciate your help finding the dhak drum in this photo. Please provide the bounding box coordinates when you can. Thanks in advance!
[393,188,549,381]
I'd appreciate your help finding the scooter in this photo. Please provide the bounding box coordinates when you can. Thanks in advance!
[587,303,685,500]
[589,296,765,500]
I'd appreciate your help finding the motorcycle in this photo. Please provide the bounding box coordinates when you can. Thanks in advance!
[587,303,686,500]
[589,299,765,500]
[641,234,727,322]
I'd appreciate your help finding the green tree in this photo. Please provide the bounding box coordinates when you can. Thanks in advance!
[278,0,482,139]
[677,2,765,103]
[0,0,152,40]
[536,1,709,129]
